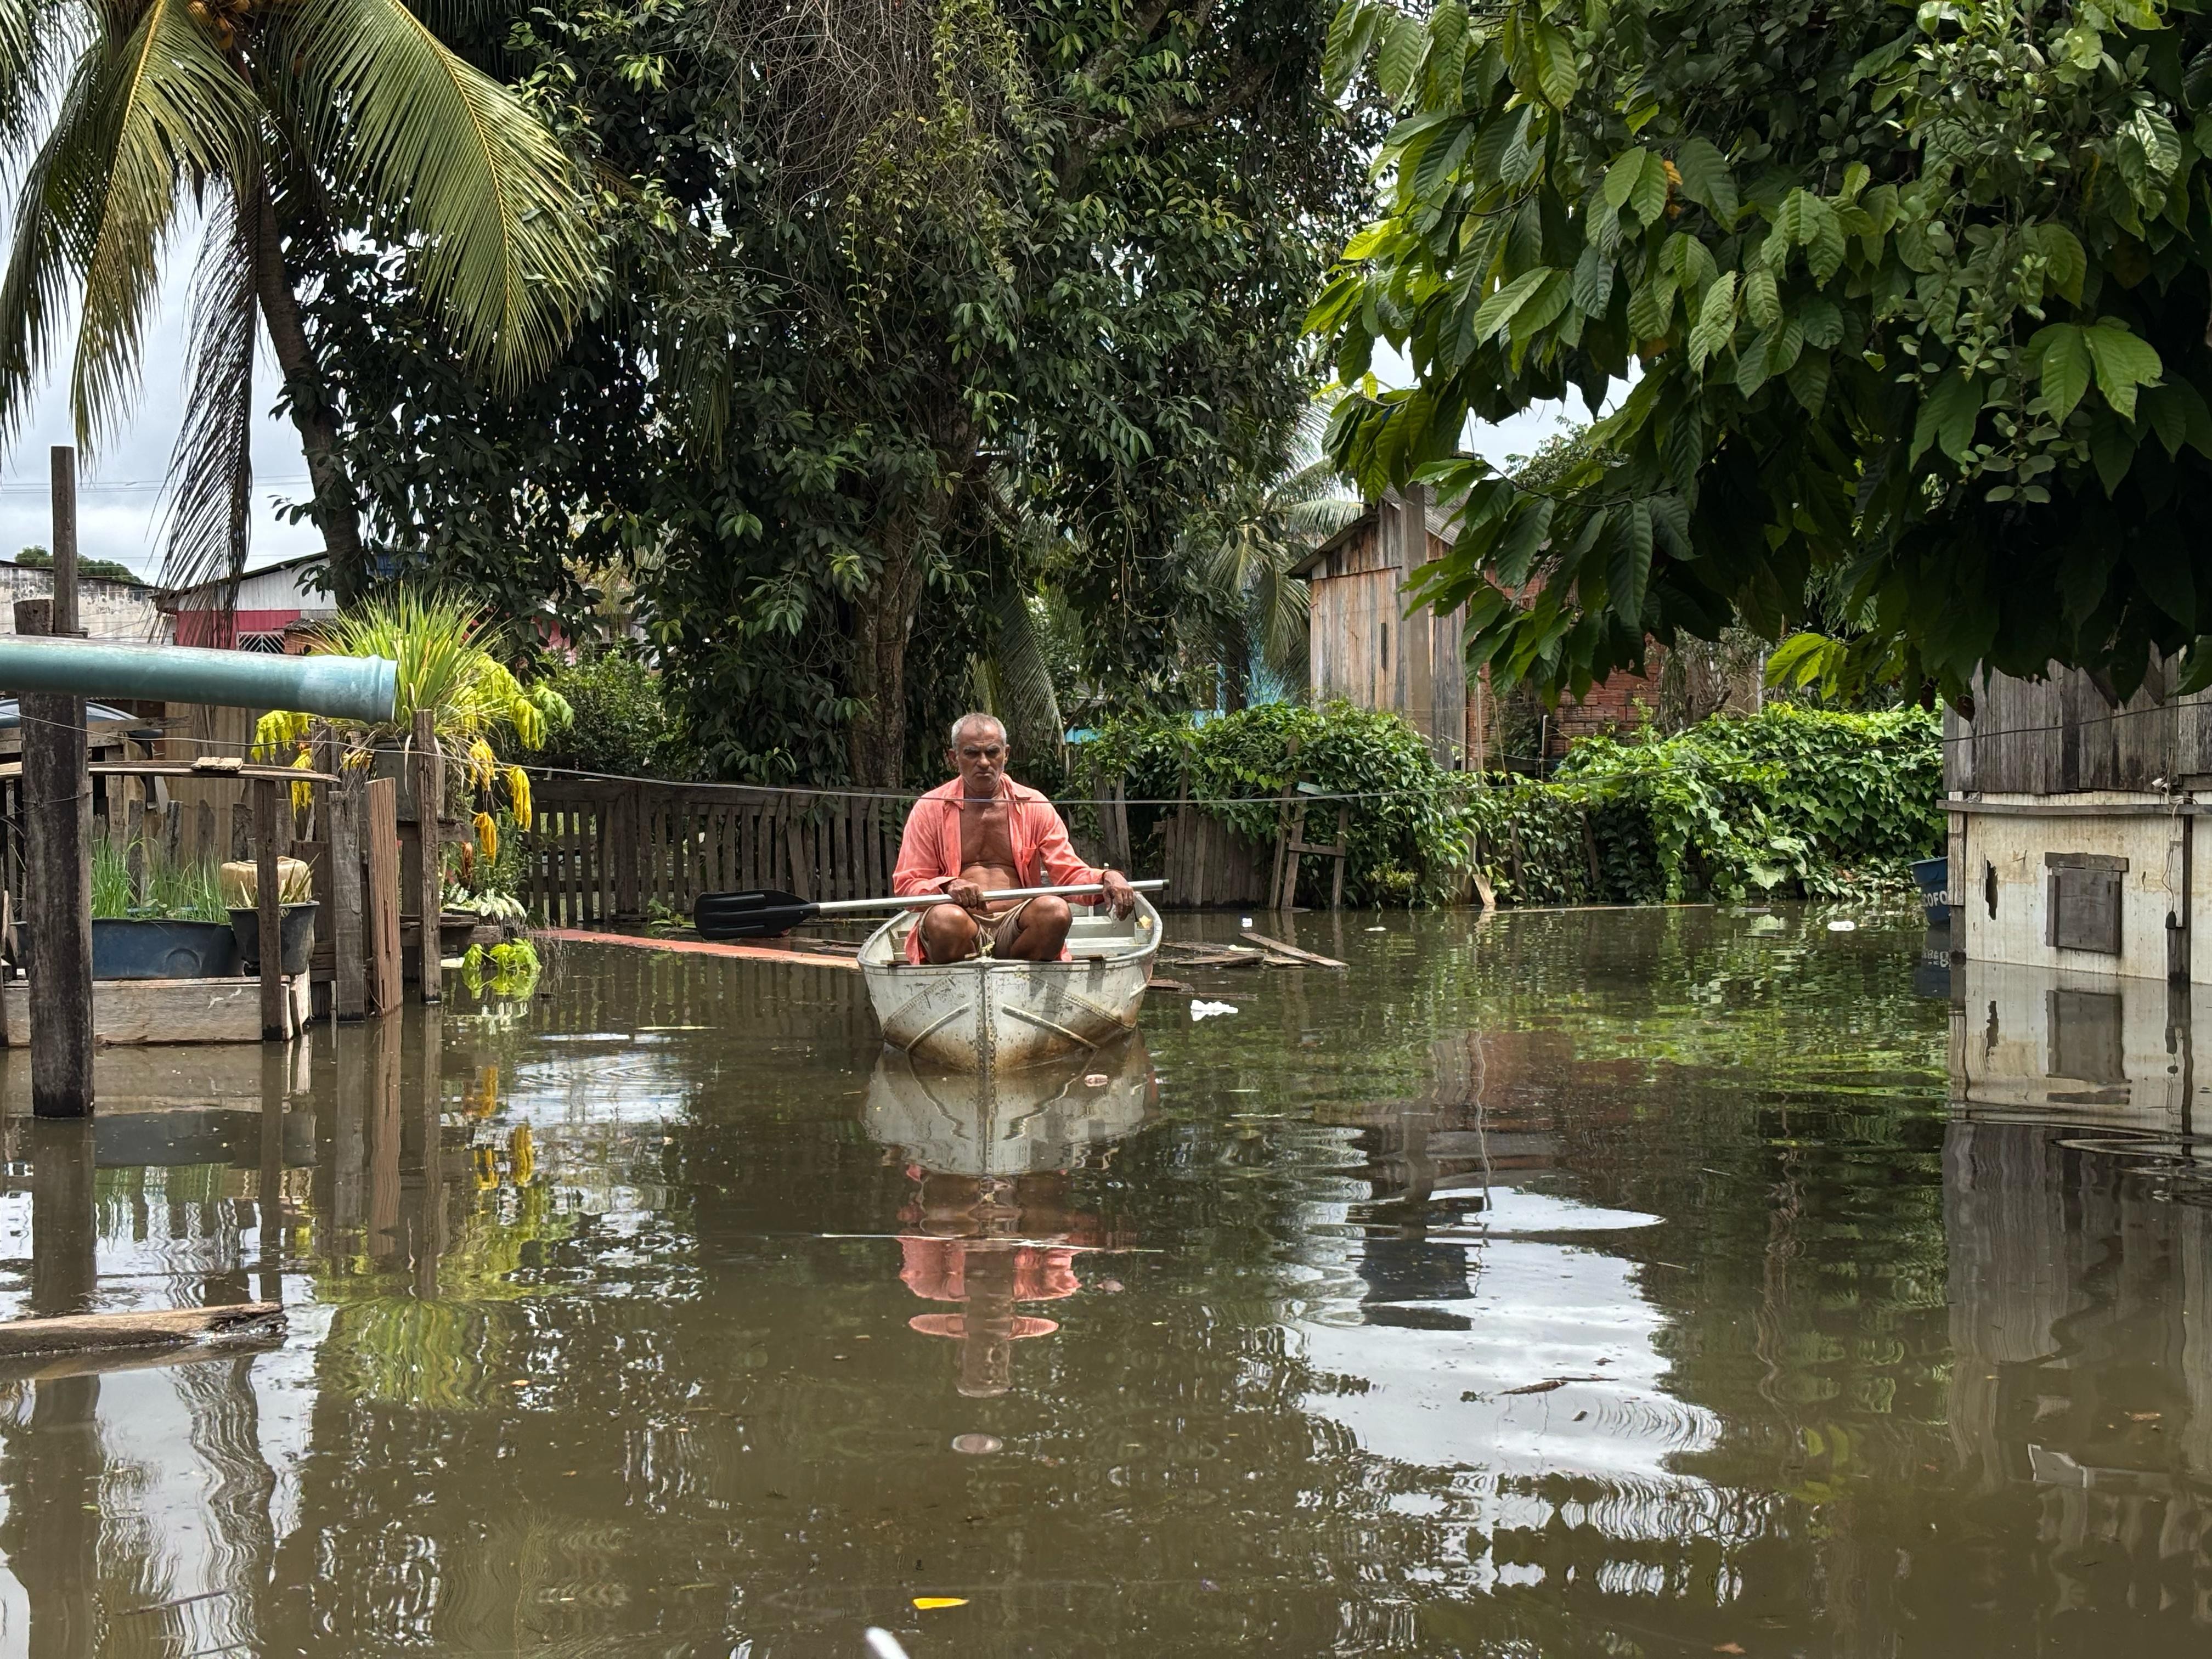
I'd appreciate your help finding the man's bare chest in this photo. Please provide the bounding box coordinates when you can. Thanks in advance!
[959,803,1016,867]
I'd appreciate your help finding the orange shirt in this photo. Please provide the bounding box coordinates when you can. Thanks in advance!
[890,778,1102,960]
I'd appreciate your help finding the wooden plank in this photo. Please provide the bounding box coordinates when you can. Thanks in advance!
[364,777,402,1015]
[0,1302,284,1359]
[785,814,809,901]
[411,712,442,1002]
[1240,929,1348,969]
[255,777,285,1040]
[331,778,365,1021]
[533,927,858,970]
[1,975,312,1045]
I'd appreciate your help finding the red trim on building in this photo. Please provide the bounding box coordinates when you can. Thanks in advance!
[171,609,303,647]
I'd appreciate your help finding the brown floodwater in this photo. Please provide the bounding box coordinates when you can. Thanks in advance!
[0,905,2206,1656]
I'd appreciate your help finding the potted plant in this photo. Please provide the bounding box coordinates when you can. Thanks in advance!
[11,838,241,979]
[255,588,570,831]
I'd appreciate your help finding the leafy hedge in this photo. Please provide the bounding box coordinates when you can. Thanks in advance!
[1075,702,1476,905]
[1487,703,1944,905]
[1076,700,1941,909]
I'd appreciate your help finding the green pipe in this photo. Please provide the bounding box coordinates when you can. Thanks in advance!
[0,635,396,722]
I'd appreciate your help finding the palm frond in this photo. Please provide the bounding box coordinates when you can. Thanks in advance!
[273,0,597,386]
[0,50,95,446]
[991,585,1064,762]
[155,180,259,605]
[69,0,261,450]
[0,0,73,185]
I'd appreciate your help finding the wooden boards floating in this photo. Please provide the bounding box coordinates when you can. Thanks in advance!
[0,1301,283,1359]
[533,927,859,971]
[1240,929,1348,969]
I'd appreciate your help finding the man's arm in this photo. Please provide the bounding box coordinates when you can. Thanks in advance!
[1032,801,1137,917]
[891,799,955,897]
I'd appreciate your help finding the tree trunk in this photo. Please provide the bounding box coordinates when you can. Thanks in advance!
[249,177,366,599]
[847,522,929,789]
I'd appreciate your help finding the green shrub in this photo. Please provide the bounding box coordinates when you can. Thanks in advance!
[533,650,698,781]
[1075,702,1477,905]
[1480,703,1943,905]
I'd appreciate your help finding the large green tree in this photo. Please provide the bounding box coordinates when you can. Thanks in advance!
[1311,0,2212,709]
[0,0,596,591]
[297,0,1368,785]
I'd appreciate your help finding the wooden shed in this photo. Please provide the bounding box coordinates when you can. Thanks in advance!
[1291,486,1468,765]
[1945,659,2212,983]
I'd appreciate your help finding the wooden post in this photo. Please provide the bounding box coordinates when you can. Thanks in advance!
[411,709,442,1002]
[331,775,366,1020]
[18,451,93,1116]
[255,776,285,1040]
[365,777,401,1014]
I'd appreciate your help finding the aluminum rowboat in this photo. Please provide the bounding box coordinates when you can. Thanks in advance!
[858,893,1161,1070]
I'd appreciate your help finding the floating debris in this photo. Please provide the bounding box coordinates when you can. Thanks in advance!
[1190,1000,1239,1020]
[950,1434,1003,1454]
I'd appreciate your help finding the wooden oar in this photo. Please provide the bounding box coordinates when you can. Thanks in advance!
[693,878,1165,940]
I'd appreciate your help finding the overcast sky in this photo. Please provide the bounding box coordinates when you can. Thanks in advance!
[0,234,1601,583]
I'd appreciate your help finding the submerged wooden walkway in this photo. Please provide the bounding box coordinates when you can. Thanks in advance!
[533,927,859,971]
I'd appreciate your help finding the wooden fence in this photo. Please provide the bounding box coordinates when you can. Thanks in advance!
[525,777,1342,923]
[526,781,906,927]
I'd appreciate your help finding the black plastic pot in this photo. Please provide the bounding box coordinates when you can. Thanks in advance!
[228,902,320,975]
[13,918,241,979]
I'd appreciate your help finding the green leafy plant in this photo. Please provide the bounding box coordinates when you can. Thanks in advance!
[89,838,228,923]
[461,937,541,998]
[1310,0,2212,710]
[1079,701,1479,905]
[257,588,572,849]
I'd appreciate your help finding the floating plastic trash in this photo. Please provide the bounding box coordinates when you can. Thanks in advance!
[913,1596,969,1610]
[1827,919,1858,932]
[1190,1000,1239,1020]
[951,1434,1003,1454]
[865,1631,912,1659]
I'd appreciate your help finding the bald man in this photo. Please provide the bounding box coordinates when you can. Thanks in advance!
[890,713,1136,963]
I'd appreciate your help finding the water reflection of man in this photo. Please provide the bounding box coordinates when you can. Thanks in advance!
[897,1170,1126,1396]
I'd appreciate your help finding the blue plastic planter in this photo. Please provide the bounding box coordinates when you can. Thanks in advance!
[12,918,240,979]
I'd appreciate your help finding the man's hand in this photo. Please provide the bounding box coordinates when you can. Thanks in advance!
[945,879,989,915]
[1099,870,1137,918]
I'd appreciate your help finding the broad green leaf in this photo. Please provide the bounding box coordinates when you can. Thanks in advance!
[1412,117,1476,198]
[1743,266,1780,329]
[1531,17,1578,107]
[1375,10,1430,106]
[2126,534,2196,629]
[1911,370,1982,464]
[1493,495,1555,588]
[2129,107,2182,179]
[1687,270,1737,372]
[2032,323,2092,420]
[1508,269,1570,344]
[1469,266,1558,342]
[2090,410,2135,494]
[1322,0,1376,99]
[1672,137,1738,225]
[2141,383,2189,455]
[1571,241,1615,316]
[1626,273,1675,339]
[2082,321,2163,420]
[1628,148,1669,227]
[1797,193,1847,284]
[1341,222,1393,261]
[1796,297,1843,348]
[1600,149,1648,213]
[1786,349,1830,415]
[2027,222,2087,303]
[1609,500,1653,624]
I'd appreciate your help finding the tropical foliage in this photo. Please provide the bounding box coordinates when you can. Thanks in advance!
[1479,703,1944,904]
[1311,0,2212,711]
[256,590,571,841]
[0,0,596,596]
[1077,701,1481,904]
[294,0,1372,786]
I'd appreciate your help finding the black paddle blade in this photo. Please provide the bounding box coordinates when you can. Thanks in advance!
[693,889,818,940]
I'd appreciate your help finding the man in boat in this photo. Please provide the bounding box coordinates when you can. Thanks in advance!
[891,712,1136,963]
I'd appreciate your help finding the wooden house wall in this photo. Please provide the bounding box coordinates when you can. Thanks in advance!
[1945,662,2212,795]
[1306,489,1468,765]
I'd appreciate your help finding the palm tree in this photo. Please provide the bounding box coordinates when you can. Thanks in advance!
[0,0,597,600]
[1182,399,1363,709]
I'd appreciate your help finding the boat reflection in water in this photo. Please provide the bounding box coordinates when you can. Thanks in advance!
[864,1035,1154,1395]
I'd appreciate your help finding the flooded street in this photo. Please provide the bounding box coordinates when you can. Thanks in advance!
[0,906,2206,1655]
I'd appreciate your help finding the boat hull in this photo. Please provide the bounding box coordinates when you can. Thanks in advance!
[860,897,1160,1071]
